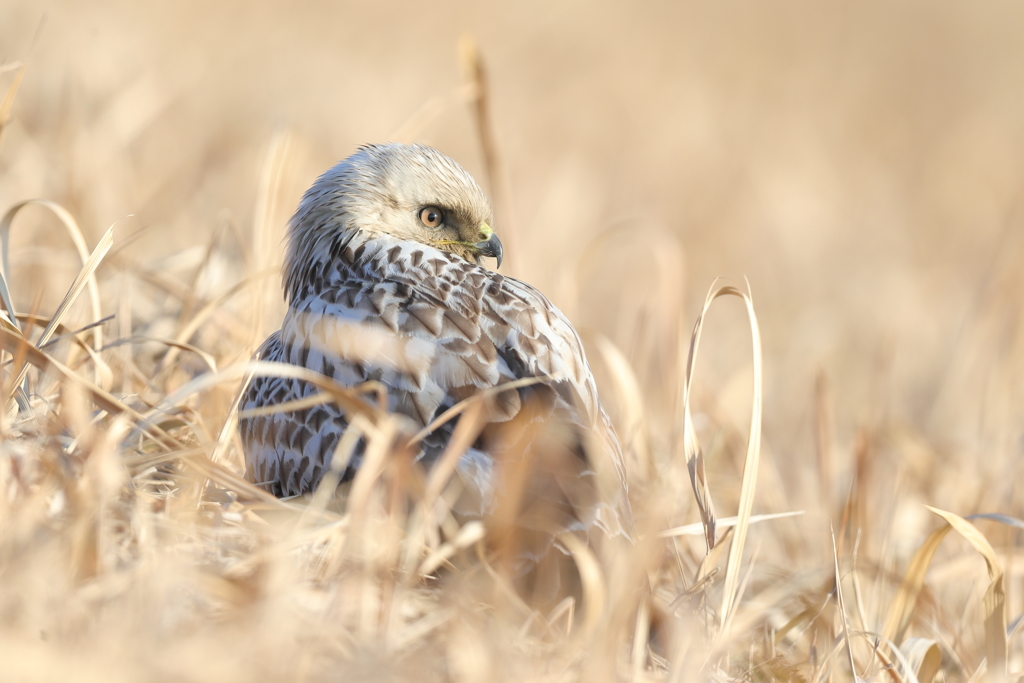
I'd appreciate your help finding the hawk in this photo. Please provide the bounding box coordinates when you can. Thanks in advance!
[239,143,632,544]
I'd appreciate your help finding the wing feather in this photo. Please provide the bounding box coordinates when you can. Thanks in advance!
[242,235,632,538]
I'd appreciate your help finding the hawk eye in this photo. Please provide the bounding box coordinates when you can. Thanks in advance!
[418,206,444,228]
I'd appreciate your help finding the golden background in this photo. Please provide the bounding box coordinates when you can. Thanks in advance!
[1,1,1022,679]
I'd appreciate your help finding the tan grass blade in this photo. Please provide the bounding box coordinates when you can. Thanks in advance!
[17,313,112,352]
[881,522,952,647]
[547,597,576,638]
[156,271,276,377]
[966,661,988,683]
[0,326,179,450]
[300,415,369,522]
[831,523,859,682]
[631,597,651,678]
[0,324,102,411]
[678,285,720,552]
[104,335,218,374]
[882,506,1007,681]
[810,635,850,683]
[39,225,112,337]
[67,340,114,390]
[459,36,516,272]
[814,369,836,506]
[589,332,654,480]
[237,391,331,418]
[11,225,113,394]
[246,129,291,353]
[850,530,871,639]
[695,526,733,585]
[181,451,291,507]
[1,200,108,352]
[925,506,1006,683]
[2,314,114,390]
[678,278,763,628]
[868,633,920,683]
[403,401,487,578]
[417,520,485,577]
[419,399,487,511]
[0,308,21,335]
[145,360,384,427]
[0,59,26,146]
[0,245,14,325]
[557,531,607,642]
[209,365,247,469]
[901,638,941,683]
[658,510,804,538]
[718,279,763,630]
[337,420,400,618]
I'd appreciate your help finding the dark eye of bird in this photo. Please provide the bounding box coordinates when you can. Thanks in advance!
[418,206,444,228]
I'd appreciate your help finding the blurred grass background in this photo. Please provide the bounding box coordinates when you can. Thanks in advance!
[1,1,1023,680]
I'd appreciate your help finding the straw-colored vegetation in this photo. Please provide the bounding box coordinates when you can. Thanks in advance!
[1,2,1022,681]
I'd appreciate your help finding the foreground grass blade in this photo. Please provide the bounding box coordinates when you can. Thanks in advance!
[718,279,763,631]
[677,278,764,636]
[882,506,1007,682]
[1,200,108,348]
[0,326,179,450]
[926,506,1006,683]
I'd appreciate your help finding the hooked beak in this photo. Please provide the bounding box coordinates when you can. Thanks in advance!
[474,233,503,269]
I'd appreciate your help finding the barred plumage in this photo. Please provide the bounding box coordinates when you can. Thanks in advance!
[239,143,632,541]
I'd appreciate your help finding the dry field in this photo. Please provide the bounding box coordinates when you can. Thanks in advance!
[1,1,1023,681]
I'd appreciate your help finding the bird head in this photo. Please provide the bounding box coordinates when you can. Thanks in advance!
[284,143,502,298]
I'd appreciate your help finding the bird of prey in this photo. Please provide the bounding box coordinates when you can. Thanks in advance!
[239,143,632,544]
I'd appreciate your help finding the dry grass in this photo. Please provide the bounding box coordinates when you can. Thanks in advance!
[1,2,1023,681]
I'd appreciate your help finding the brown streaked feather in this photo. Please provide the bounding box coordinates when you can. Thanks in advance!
[239,143,633,543]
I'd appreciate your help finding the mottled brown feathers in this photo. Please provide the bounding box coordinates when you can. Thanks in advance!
[239,143,632,540]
